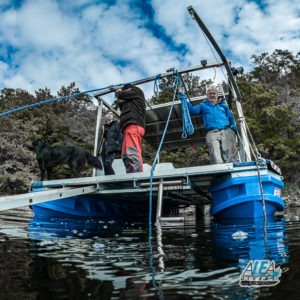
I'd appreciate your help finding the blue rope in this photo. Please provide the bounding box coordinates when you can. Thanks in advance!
[0,87,113,118]
[153,69,177,96]
[153,74,161,96]
[148,70,181,286]
[154,73,194,139]
[0,76,166,118]
[180,92,194,138]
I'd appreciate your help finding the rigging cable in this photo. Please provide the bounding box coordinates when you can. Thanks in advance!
[0,79,156,118]
[153,68,177,96]
[148,71,181,286]
[0,88,104,118]
[199,26,227,82]
[244,120,269,238]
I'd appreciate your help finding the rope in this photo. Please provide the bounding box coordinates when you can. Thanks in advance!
[154,74,162,96]
[0,77,162,118]
[153,69,177,96]
[148,70,181,286]
[239,119,268,241]
[179,88,194,138]
[199,28,227,83]
[0,87,109,118]
[227,73,268,233]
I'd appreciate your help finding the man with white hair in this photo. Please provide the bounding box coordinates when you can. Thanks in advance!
[178,85,239,164]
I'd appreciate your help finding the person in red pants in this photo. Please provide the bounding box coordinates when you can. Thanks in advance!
[115,84,146,173]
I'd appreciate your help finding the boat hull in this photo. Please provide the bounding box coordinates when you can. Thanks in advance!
[28,162,284,220]
[210,173,284,220]
[30,194,153,219]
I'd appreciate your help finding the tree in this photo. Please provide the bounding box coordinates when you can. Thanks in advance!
[238,50,300,183]
[0,83,98,195]
[149,73,214,105]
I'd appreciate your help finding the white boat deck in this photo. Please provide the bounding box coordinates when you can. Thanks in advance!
[0,161,273,212]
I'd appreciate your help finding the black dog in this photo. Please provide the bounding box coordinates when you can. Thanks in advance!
[32,138,102,181]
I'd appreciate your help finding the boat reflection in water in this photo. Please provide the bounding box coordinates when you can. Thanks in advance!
[211,215,289,270]
[28,215,127,240]
[27,213,291,299]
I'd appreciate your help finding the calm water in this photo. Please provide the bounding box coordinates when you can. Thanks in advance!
[0,205,300,300]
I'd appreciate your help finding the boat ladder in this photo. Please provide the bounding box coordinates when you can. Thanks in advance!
[0,185,97,211]
[140,178,185,224]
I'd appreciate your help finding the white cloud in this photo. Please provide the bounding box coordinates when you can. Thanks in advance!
[0,0,299,102]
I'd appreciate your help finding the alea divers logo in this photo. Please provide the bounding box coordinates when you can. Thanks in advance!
[239,260,282,287]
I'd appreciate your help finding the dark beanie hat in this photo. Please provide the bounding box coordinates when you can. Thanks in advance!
[122,83,134,90]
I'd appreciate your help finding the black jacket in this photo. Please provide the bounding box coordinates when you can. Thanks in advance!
[116,86,146,131]
[102,120,123,154]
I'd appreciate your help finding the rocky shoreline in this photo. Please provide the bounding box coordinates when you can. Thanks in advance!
[283,196,300,207]
[282,182,300,207]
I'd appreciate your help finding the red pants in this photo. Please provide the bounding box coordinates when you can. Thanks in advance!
[122,124,145,173]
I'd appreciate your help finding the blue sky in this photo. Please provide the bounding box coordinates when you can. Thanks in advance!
[0,0,299,101]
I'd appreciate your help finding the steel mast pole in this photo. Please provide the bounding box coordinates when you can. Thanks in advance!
[93,62,224,98]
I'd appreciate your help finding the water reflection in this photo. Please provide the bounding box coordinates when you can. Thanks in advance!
[24,212,293,299]
[28,216,149,280]
[211,216,289,270]
[29,215,124,239]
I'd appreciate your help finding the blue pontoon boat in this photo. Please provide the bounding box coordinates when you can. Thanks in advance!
[1,6,285,222]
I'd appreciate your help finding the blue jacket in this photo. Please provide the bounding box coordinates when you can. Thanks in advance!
[178,92,237,132]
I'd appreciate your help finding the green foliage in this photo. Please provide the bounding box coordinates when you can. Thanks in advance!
[0,88,35,111]
[157,146,210,167]
[238,49,300,182]
[251,50,300,88]
[149,73,214,105]
[0,82,97,194]
[150,87,175,105]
